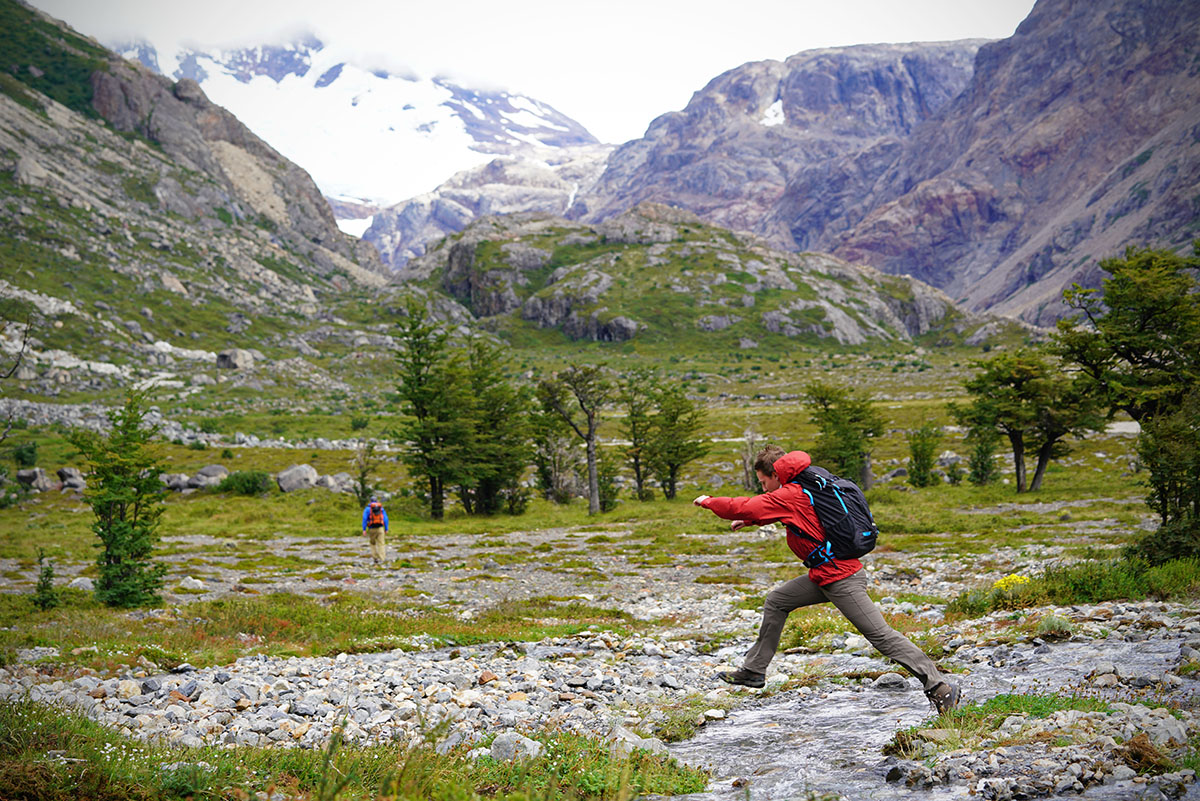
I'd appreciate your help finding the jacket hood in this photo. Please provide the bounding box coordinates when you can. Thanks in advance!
[772,451,809,484]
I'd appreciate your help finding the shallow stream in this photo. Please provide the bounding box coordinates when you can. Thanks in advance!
[669,637,1200,800]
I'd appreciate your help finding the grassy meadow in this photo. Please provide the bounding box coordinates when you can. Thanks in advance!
[4,340,1189,801]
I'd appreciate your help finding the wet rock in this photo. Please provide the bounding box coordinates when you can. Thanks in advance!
[871,673,910,691]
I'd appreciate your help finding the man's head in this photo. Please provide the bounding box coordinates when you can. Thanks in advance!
[753,444,786,492]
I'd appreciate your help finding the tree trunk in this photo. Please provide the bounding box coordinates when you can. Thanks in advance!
[859,453,874,490]
[632,454,645,499]
[663,466,678,500]
[1029,440,1056,491]
[586,416,600,515]
[430,476,443,519]
[1008,433,1027,492]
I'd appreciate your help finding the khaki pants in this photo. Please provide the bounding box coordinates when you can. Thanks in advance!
[367,527,387,562]
[742,571,945,690]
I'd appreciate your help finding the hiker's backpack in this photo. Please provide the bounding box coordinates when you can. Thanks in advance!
[787,465,878,567]
[367,504,385,527]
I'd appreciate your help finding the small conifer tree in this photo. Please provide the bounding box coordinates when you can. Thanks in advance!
[32,548,58,611]
[966,426,1002,486]
[68,391,167,608]
[906,422,942,488]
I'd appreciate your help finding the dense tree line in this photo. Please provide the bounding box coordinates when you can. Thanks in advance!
[394,305,711,518]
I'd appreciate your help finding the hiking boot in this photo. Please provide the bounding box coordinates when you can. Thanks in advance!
[718,668,765,689]
[925,681,961,715]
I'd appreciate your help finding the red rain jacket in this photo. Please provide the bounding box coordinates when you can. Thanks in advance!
[699,450,862,586]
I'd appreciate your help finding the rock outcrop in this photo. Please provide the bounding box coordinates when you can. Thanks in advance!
[364,146,611,267]
[567,0,1199,325]
[827,0,1200,324]
[398,204,1006,345]
[570,41,982,247]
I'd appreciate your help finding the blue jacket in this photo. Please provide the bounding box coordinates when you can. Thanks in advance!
[362,505,389,530]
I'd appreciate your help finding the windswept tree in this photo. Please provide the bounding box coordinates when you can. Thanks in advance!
[803,381,884,488]
[1053,244,1200,424]
[532,409,582,505]
[950,349,1104,492]
[392,302,473,519]
[538,364,612,515]
[68,390,167,608]
[1054,243,1200,558]
[618,367,659,501]
[648,384,709,500]
[458,337,534,515]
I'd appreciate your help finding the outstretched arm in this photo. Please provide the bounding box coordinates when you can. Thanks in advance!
[693,492,788,525]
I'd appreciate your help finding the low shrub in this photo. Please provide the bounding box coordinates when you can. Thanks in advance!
[216,470,272,496]
[947,557,1200,618]
[12,440,36,468]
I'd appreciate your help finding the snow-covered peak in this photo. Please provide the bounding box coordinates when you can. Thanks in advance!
[113,38,600,205]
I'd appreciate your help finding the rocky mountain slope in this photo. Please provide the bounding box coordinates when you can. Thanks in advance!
[0,0,390,400]
[570,41,983,246]
[114,37,602,208]
[567,0,1200,325]
[826,0,1200,324]
[364,145,612,267]
[398,202,1007,348]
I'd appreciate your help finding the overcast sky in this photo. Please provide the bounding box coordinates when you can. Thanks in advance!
[33,0,1036,143]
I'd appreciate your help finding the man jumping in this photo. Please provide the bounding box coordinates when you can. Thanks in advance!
[694,445,961,715]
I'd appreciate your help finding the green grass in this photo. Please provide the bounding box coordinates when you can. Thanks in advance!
[0,699,708,801]
[884,693,1115,757]
[946,557,1200,618]
[0,591,644,674]
[0,0,108,118]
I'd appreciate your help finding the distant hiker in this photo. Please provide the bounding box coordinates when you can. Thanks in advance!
[361,498,389,564]
[693,445,961,715]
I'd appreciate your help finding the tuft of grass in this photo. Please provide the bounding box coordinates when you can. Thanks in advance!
[0,591,644,674]
[947,556,1200,618]
[884,693,1114,757]
[0,698,708,801]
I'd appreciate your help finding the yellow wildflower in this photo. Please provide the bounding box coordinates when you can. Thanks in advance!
[992,574,1030,592]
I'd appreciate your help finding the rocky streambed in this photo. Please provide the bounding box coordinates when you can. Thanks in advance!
[5,597,1200,800]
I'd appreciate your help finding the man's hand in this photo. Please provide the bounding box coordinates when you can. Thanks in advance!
[730,520,749,532]
[692,495,711,506]
[361,530,366,536]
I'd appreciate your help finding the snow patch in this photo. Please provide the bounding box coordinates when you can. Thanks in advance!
[760,99,786,127]
[336,216,375,237]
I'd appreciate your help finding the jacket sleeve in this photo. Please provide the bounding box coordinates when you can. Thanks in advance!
[382,510,389,530]
[701,492,790,525]
[361,507,369,528]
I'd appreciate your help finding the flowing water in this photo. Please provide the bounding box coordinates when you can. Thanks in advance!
[668,637,1200,800]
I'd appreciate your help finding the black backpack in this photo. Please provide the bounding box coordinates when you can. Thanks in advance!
[786,465,879,567]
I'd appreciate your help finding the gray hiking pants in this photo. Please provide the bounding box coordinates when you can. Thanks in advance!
[741,570,946,690]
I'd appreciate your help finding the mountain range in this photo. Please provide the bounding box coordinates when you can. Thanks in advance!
[112,36,601,210]
[3,0,1015,411]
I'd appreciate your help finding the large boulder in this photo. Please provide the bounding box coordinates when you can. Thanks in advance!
[276,464,318,493]
[195,464,229,479]
[56,467,86,490]
[160,473,190,491]
[216,349,255,369]
[16,468,54,493]
[187,465,226,489]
